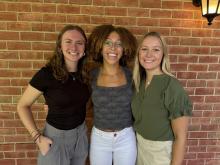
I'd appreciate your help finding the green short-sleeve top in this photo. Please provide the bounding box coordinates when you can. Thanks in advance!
[131,74,192,141]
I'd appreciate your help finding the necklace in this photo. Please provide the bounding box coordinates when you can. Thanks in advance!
[69,72,76,81]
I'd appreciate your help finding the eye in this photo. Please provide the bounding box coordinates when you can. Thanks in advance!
[104,40,112,47]
[115,42,122,48]
[152,48,160,52]
[75,41,84,45]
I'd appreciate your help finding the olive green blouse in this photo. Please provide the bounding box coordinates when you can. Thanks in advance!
[131,74,192,141]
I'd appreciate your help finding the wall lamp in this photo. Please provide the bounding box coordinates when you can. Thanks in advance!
[193,0,220,25]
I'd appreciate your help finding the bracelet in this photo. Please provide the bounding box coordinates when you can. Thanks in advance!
[30,129,40,137]
[33,133,41,143]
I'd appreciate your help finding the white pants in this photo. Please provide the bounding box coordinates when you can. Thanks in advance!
[136,133,173,165]
[89,126,137,165]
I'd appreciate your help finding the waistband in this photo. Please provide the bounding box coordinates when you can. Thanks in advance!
[44,121,86,137]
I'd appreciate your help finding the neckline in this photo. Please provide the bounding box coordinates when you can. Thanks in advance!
[95,67,129,89]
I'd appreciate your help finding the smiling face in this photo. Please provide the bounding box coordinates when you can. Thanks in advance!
[139,36,164,75]
[61,29,86,67]
[102,31,123,66]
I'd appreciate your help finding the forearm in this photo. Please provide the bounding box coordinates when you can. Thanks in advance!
[171,137,186,165]
[17,105,39,136]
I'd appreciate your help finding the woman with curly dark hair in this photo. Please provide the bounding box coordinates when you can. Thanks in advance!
[87,24,137,165]
[17,25,90,165]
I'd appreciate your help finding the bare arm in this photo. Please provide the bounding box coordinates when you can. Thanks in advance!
[17,84,52,155]
[171,116,189,165]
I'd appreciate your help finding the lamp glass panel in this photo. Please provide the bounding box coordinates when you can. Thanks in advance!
[201,0,207,15]
[208,0,218,14]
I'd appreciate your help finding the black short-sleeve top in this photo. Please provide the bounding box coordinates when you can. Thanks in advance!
[132,74,192,141]
[29,67,90,130]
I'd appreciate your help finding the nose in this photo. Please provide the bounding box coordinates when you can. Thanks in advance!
[71,43,77,51]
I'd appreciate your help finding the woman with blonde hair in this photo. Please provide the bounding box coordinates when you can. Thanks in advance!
[132,32,192,165]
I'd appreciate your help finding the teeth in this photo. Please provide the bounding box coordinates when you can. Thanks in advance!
[109,53,116,57]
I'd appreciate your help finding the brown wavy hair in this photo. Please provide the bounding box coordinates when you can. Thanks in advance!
[46,24,87,83]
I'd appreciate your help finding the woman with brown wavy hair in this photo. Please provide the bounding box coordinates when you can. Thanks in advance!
[17,25,90,165]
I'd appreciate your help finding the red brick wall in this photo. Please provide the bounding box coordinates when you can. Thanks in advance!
[0,0,220,165]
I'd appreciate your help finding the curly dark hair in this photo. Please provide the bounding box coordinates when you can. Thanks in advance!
[87,24,137,67]
[46,24,87,83]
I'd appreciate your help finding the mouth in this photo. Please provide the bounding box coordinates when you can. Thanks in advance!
[68,50,79,56]
[108,53,117,57]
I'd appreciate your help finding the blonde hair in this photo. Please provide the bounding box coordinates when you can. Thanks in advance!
[133,32,174,92]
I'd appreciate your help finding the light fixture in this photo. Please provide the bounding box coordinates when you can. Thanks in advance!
[193,0,220,25]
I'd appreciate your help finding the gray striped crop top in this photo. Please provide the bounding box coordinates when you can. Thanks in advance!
[91,67,133,130]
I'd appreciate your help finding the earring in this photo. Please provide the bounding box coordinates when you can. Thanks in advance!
[83,52,85,56]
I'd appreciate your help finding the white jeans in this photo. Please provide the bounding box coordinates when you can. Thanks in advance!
[89,126,137,165]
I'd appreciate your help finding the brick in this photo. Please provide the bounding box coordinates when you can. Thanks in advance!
[0,2,7,11]
[57,4,80,14]
[67,15,90,24]
[90,16,114,24]
[165,37,180,45]
[33,61,46,69]
[169,46,189,54]
[81,6,104,15]
[190,96,204,103]
[199,56,219,63]
[20,32,44,41]
[0,159,15,165]
[207,80,220,87]
[197,72,217,79]
[116,0,138,7]
[105,7,127,16]
[162,1,182,9]
[7,2,31,12]
[187,79,206,88]
[172,11,193,19]
[171,28,191,36]
[151,9,171,18]
[171,64,187,71]
[32,3,56,13]
[128,8,149,17]
[160,19,181,28]
[0,31,19,40]
[187,159,205,165]
[181,20,202,28]
[180,37,200,46]
[0,12,17,21]
[9,61,32,69]
[93,0,116,6]
[15,143,37,151]
[188,145,207,152]
[140,0,161,8]
[0,52,19,60]
[32,23,55,32]
[195,88,214,95]
[32,42,54,51]
[149,27,170,36]
[115,17,136,26]
[11,79,29,86]
[201,38,220,46]
[137,18,159,26]
[7,22,32,31]
[0,96,12,103]
[19,51,44,60]
[188,64,208,71]
[7,42,31,50]
[69,0,92,5]
[44,0,68,3]
[17,159,37,165]
[43,14,66,23]
[4,152,25,158]
[0,144,14,151]
[194,103,212,110]
[18,13,43,22]
[211,47,220,55]
[192,29,212,37]
[190,47,210,55]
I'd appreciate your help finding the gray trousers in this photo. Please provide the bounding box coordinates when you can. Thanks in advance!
[37,122,88,165]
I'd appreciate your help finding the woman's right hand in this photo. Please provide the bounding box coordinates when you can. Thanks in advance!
[36,135,53,156]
